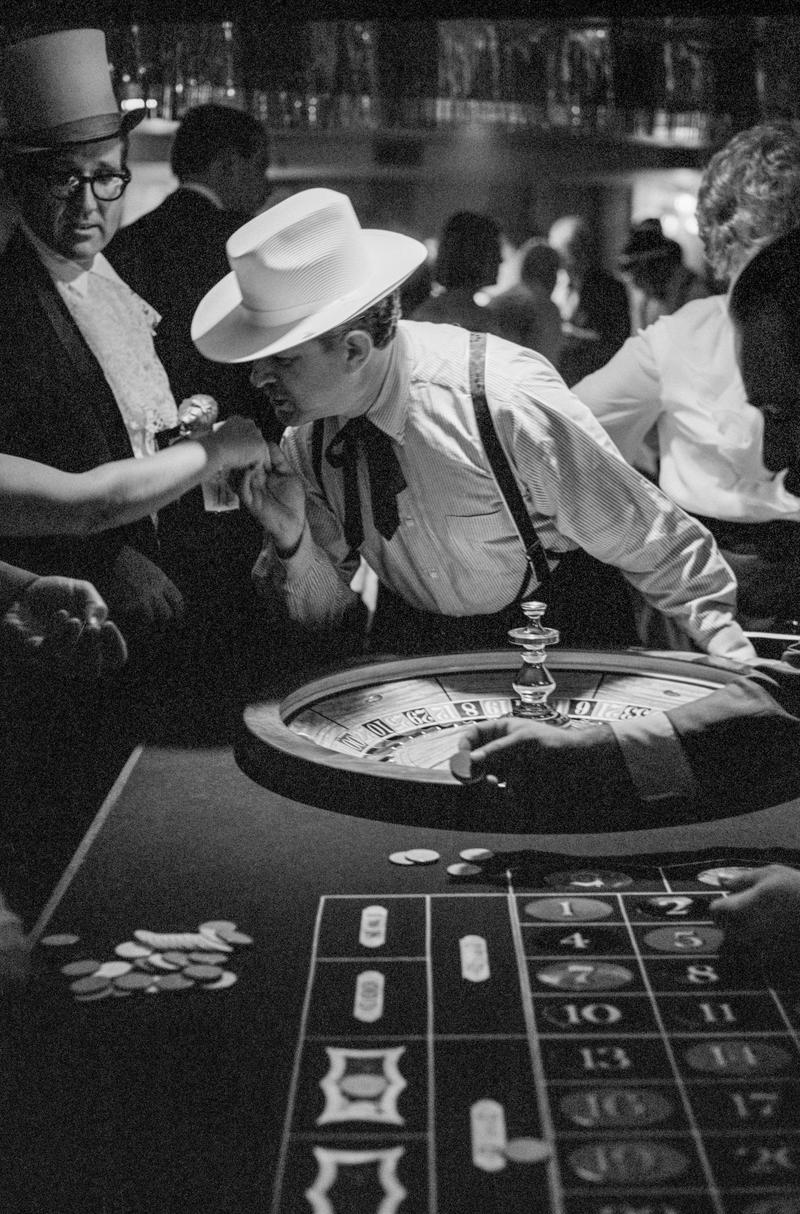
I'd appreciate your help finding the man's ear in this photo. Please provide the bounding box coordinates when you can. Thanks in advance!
[342,329,373,372]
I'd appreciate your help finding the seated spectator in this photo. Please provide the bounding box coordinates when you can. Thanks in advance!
[486,238,562,364]
[411,211,504,333]
[573,122,800,637]
[548,214,630,386]
[619,217,709,330]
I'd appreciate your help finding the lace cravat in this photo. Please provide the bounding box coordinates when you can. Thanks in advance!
[325,417,406,551]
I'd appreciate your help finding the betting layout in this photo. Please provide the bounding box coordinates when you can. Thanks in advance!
[271,852,800,1214]
[287,666,717,770]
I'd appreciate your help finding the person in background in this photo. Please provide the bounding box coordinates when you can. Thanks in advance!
[618,217,709,331]
[106,102,282,662]
[106,102,275,429]
[548,213,630,386]
[454,226,800,839]
[573,122,800,637]
[485,238,563,365]
[193,188,754,662]
[411,210,504,334]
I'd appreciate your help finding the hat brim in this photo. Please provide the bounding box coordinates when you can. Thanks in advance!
[192,229,428,364]
[3,107,145,154]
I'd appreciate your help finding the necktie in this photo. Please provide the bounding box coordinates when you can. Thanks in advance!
[325,417,406,551]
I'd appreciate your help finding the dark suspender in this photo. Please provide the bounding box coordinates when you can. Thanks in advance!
[468,331,554,598]
[312,333,555,598]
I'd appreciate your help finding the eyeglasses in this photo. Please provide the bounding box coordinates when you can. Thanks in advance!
[44,168,132,202]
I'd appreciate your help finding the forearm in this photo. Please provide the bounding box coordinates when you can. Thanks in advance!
[0,441,230,538]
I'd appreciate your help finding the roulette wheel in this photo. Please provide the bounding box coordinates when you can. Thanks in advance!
[238,648,744,830]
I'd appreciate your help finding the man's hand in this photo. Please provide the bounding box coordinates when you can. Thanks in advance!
[204,415,269,471]
[453,717,604,784]
[451,717,637,831]
[238,441,307,552]
[711,864,800,971]
[106,546,184,639]
[2,575,127,679]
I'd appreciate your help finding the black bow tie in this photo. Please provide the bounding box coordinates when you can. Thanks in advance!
[326,417,406,548]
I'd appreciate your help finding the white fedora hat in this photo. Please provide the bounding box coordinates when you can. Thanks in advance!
[0,28,145,152]
[192,188,428,363]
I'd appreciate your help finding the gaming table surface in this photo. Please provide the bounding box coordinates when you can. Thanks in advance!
[4,721,800,1213]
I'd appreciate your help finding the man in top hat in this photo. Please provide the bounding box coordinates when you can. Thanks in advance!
[0,27,188,647]
[618,217,708,331]
[192,187,755,665]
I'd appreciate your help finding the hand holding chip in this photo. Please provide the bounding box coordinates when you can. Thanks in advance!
[2,575,128,679]
[451,717,636,829]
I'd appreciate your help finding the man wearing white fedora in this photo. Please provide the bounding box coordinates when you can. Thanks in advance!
[193,187,755,663]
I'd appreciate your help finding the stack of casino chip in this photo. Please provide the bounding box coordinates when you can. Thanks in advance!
[39,920,252,1002]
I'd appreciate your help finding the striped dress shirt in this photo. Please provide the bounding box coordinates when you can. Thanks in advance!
[253,321,754,662]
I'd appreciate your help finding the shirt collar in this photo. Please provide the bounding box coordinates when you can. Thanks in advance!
[179,181,225,210]
[359,325,412,444]
[20,219,124,297]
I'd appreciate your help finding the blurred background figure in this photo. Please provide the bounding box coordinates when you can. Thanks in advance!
[485,237,563,364]
[548,213,630,385]
[411,210,503,333]
[619,217,709,330]
[106,104,284,702]
[574,121,800,638]
[106,103,275,429]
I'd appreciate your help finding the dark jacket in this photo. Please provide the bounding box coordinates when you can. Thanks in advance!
[106,188,275,434]
[0,230,160,604]
[667,656,800,820]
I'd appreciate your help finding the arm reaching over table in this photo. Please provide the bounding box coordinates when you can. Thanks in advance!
[453,656,800,830]
[0,415,267,537]
[710,865,800,971]
[453,717,643,831]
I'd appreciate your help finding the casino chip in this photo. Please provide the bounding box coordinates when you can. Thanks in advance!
[44,918,253,1002]
[447,862,482,877]
[504,1138,552,1165]
[389,848,441,866]
[460,848,494,863]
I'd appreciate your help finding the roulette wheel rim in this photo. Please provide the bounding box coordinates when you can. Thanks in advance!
[236,648,745,831]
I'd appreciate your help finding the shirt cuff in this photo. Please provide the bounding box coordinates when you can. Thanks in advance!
[609,712,696,803]
[705,622,757,665]
[252,526,313,585]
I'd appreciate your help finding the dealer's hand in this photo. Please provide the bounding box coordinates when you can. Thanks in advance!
[453,717,604,784]
[451,717,636,830]
[238,442,307,553]
[2,576,127,679]
[710,864,800,965]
